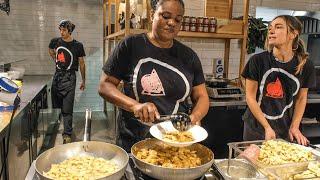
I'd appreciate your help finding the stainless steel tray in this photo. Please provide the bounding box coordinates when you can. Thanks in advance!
[227,139,320,179]
[212,159,267,179]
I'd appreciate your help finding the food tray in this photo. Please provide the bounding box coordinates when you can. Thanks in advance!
[227,139,320,179]
[264,161,320,179]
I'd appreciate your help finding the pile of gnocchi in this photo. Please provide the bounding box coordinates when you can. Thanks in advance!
[43,156,119,180]
[258,140,314,165]
[163,131,194,142]
[136,145,201,168]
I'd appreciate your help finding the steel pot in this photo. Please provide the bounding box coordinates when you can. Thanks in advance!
[131,138,214,180]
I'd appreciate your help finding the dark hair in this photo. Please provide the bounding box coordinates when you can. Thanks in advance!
[59,20,75,34]
[265,15,307,74]
[150,0,185,11]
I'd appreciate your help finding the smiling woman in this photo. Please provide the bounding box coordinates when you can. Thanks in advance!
[98,0,209,152]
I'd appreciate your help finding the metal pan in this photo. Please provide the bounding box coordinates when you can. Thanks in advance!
[131,138,214,180]
[34,109,129,180]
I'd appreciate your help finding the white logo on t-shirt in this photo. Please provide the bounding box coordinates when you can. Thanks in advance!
[132,57,190,114]
[141,69,165,96]
[258,68,300,120]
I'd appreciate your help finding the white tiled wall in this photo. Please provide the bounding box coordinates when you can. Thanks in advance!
[0,0,103,111]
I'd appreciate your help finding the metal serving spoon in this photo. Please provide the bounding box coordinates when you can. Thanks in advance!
[156,112,192,131]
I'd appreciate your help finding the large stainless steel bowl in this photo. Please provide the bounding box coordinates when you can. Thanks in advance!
[35,141,129,180]
[131,138,214,180]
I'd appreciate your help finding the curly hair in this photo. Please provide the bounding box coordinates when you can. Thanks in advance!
[150,0,185,11]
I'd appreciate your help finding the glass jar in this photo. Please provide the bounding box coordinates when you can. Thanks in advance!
[203,24,209,32]
[190,23,196,32]
[196,17,204,24]
[183,16,190,24]
[183,23,190,31]
[203,17,209,25]
[209,17,217,25]
[196,24,203,32]
[190,16,197,24]
[209,24,216,32]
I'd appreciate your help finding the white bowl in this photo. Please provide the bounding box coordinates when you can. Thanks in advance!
[150,121,208,147]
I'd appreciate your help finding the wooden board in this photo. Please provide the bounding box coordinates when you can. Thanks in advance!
[216,20,243,34]
[205,0,232,19]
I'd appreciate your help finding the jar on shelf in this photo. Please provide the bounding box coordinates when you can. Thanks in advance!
[196,24,203,32]
[196,17,204,24]
[203,17,209,25]
[183,16,190,24]
[209,17,217,25]
[190,23,196,32]
[190,16,197,24]
[183,23,190,31]
[209,24,216,32]
[203,24,209,32]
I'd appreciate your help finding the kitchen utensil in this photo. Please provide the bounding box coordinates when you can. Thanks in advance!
[156,112,191,131]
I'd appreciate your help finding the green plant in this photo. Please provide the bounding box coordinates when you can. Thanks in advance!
[247,17,268,54]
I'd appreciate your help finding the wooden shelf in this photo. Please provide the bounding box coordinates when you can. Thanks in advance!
[106,29,148,39]
[105,29,244,40]
[178,31,243,39]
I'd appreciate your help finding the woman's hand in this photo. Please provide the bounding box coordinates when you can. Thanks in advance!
[264,127,276,140]
[289,127,309,146]
[131,103,160,123]
[189,114,201,125]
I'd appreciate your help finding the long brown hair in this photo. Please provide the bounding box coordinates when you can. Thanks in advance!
[265,15,308,74]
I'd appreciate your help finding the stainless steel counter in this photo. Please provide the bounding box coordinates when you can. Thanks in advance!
[0,75,51,180]
[0,75,51,136]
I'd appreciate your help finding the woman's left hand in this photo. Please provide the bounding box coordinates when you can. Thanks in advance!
[289,127,309,146]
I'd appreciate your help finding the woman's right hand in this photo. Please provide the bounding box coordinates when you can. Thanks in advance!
[131,103,160,123]
[265,127,276,140]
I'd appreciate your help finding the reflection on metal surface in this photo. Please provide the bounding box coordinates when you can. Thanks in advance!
[0,0,10,15]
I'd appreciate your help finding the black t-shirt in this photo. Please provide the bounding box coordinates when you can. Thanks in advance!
[242,51,316,136]
[103,33,205,117]
[49,37,86,71]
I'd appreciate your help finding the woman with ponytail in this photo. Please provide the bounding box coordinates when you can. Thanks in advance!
[241,15,316,145]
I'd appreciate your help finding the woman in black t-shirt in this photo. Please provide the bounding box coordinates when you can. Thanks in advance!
[242,15,316,145]
[98,0,209,151]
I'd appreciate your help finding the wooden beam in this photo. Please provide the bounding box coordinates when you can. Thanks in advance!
[228,0,233,19]
[239,0,250,78]
[125,0,130,36]
[146,0,151,30]
[224,39,230,78]
[107,0,111,36]
[115,0,120,32]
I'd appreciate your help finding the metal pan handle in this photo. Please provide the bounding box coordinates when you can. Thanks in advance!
[83,108,92,142]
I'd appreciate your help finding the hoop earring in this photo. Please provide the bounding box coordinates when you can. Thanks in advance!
[292,44,298,51]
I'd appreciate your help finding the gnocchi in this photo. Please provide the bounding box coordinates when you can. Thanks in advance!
[43,156,119,180]
[163,131,194,142]
[258,140,314,165]
[136,145,201,168]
